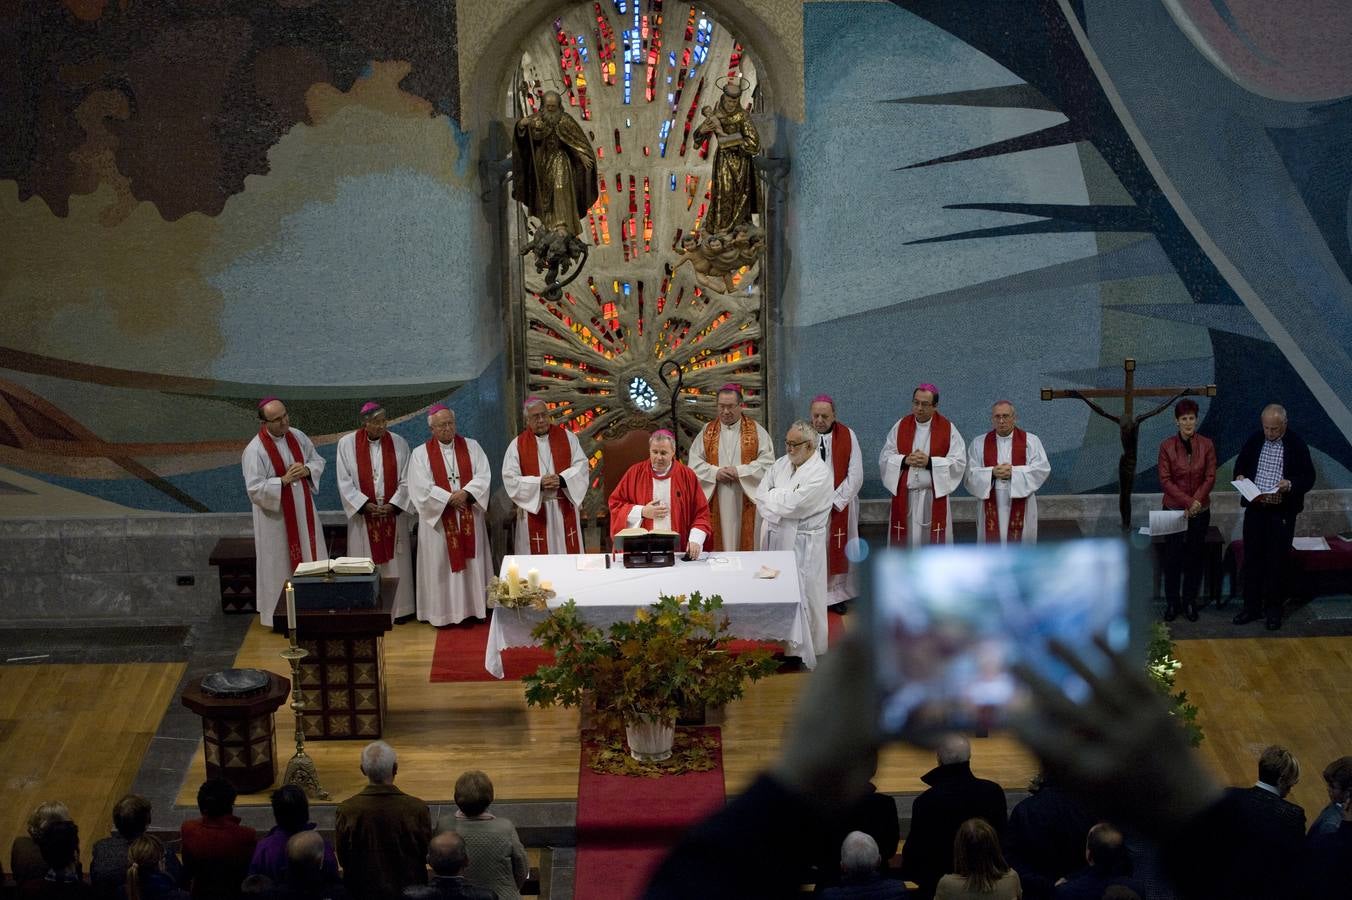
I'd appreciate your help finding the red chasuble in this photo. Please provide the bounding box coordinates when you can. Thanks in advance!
[888,413,953,546]
[258,427,318,568]
[607,461,711,544]
[982,428,1029,543]
[517,425,580,554]
[827,421,852,576]
[702,416,758,551]
[354,431,398,564]
[424,436,477,573]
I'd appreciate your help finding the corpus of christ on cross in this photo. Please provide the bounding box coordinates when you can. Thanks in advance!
[1041,358,1217,530]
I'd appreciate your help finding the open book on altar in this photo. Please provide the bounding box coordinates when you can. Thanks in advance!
[294,557,376,577]
[614,527,678,538]
[613,528,678,568]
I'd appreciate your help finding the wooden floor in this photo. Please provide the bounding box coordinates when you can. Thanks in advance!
[0,662,185,870]
[4,627,1351,869]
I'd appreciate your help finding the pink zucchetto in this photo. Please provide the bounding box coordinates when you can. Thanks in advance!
[360,401,384,419]
[811,394,835,408]
[257,396,280,410]
[651,429,676,441]
[915,383,939,403]
[523,395,547,412]
[427,403,450,417]
[717,383,744,402]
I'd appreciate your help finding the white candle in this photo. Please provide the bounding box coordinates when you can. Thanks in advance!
[286,581,297,632]
[506,562,520,597]
[527,568,540,590]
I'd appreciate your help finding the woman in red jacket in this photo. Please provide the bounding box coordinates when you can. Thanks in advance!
[1157,399,1217,621]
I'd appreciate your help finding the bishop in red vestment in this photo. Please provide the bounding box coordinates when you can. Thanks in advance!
[608,431,711,558]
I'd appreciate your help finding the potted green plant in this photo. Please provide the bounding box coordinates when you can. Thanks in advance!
[523,592,779,761]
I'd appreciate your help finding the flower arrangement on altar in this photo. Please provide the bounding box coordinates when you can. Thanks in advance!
[487,561,553,610]
[523,592,779,762]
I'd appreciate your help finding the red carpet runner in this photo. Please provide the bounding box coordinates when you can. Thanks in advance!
[573,728,726,900]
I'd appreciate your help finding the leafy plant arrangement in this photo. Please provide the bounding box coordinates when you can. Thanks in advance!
[584,728,722,777]
[523,592,779,755]
[1147,620,1203,747]
[486,576,552,610]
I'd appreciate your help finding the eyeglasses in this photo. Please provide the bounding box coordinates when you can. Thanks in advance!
[785,439,811,449]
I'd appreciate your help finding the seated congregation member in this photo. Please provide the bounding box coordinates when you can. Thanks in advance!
[410,833,494,900]
[607,430,711,558]
[268,833,348,900]
[755,419,835,657]
[899,736,1008,900]
[1300,795,1352,897]
[1232,403,1315,630]
[435,770,529,900]
[934,818,1021,900]
[248,786,337,885]
[1052,823,1140,900]
[408,405,492,626]
[335,741,432,900]
[1002,775,1097,900]
[810,783,901,892]
[179,779,257,900]
[964,401,1050,546]
[819,832,907,900]
[92,794,181,897]
[1310,756,1352,836]
[12,802,73,886]
[20,820,91,899]
[122,836,189,900]
[1218,744,1305,895]
[1157,399,1216,622]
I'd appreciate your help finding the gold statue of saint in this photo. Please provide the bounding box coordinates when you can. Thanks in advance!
[512,91,599,236]
[696,76,760,236]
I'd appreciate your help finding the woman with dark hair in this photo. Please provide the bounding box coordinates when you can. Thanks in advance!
[935,818,1021,899]
[122,836,188,900]
[248,786,338,884]
[1157,399,1217,621]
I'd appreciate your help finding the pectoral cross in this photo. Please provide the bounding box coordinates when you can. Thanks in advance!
[891,520,906,545]
[1042,358,1216,530]
[565,525,578,547]
[531,532,547,552]
[833,527,847,549]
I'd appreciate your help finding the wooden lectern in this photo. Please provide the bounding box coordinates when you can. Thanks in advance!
[271,577,396,739]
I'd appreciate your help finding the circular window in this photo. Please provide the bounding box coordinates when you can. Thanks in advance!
[627,375,659,412]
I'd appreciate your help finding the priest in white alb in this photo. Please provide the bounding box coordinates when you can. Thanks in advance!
[879,383,967,546]
[810,394,863,609]
[756,419,835,655]
[242,397,328,627]
[688,383,774,552]
[501,397,589,555]
[335,401,415,619]
[607,430,711,557]
[964,400,1051,544]
[407,405,492,626]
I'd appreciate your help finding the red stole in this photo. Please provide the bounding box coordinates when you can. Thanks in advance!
[827,422,852,575]
[703,416,758,551]
[425,437,477,573]
[517,426,580,554]
[354,431,399,565]
[983,428,1029,543]
[257,427,318,569]
[888,413,952,546]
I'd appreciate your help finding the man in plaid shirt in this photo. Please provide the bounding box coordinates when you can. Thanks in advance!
[1232,404,1316,630]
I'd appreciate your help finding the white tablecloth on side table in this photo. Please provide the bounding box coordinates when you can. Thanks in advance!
[483,550,815,677]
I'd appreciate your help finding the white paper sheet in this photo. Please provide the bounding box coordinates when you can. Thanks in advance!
[1292,537,1330,551]
[575,554,608,571]
[1232,478,1262,502]
[1149,510,1188,536]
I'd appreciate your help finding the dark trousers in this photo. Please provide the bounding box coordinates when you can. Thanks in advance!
[1163,509,1210,606]
[1242,505,1296,618]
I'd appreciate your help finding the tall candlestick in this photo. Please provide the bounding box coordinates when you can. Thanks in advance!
[506,562,520,597]
[527,568,540,590]
[286,581,297,632]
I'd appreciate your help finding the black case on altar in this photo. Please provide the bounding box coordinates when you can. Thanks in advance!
[618,533,678,568]
[291,572,380,609]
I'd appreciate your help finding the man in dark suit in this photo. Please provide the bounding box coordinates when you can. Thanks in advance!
[1221,745,1306,897]
[335,741,432,900]
[1054,822,1143,900]
[899,735,1007,900]
[1232,403,1316,630]
[1004,774,1099,900]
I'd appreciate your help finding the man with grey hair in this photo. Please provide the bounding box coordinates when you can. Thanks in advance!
[502,396,589,554]
[407,404,492,625]
[821,831,907,899]
[335,741,432,900]
[1232,403,1315,630]
[964,400,1051,544]
[755,419,835,656]
[900,735,1008,900]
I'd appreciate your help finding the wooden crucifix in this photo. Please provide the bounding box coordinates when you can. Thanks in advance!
[1041,358,1216,530]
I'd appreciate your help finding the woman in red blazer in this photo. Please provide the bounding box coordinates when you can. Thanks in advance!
[1157,399,1217,621]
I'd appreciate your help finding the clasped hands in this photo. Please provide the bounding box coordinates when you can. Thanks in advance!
[716,466,739,484]
[540,474,561,491]
[992,463,1013,480]
[362,500,404,517]
[280,462,310,485]
[904,450,930,469]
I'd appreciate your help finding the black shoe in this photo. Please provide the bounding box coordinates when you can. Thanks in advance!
[1185,603,1199,623]
[1233,611,1260,625]
[1164,604,1178,622]
[1266,616,1282,631]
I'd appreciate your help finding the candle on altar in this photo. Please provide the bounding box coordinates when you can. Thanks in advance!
[286,581,297,632]
[527,568,540,590]
[506,562,520,597]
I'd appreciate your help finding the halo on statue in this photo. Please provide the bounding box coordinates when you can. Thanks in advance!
[714,74,753,98]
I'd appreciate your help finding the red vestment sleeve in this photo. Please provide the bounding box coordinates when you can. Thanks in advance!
[608,464,651,539]
[672,465,711,544]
